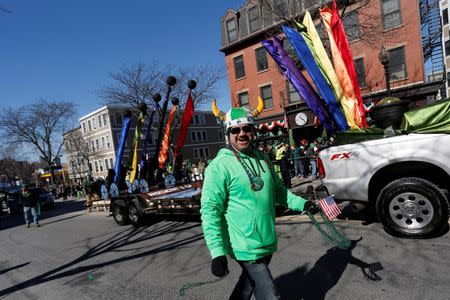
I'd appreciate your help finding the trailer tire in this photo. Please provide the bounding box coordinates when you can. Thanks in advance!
[113,204,129,226]
[376,177,449,238]
[128,204,142,227]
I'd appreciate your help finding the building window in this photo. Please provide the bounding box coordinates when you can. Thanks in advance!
[381,0,401,30]
[354,58,366,87]
[82,122,86,134]
[260,85,274,109]
[191,114,205,125]
[92,118,97,130]
[218,130,224,140]
[226,18,237,43]
[193,147,210,159]
[191,130,207,142]
[444,8,449,25]
[388,46,406,80]
[95,139,99,150]
[91,140,95,152]
[115,114,122,125]
[273,0,287,17]
[109,158,114,169]
[98,115,102,128]
[238,91,249,108]
[248,6,261,33]
[255,47,269,72]
[94,161,99,173]
[99,160,103,172]
[106,135,111,148]
[287,81,301,103]
[103,114,108,126]
[233,55,246,79]
[101,136,106,149]
[104,159,109,170]
[446,40,450,56]
[88,120,92,131]
[343,11,360,42]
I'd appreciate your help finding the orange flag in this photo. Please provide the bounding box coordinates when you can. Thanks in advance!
[158,105,178,169]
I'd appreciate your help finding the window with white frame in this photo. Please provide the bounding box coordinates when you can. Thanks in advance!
[82,122,86,134]
[103,114,108,126]
[191,130,207,142]
[106,135,111,148]
[95,139,99,151]
[287,81,301,103]
[101,136,106,149]
[238,91,249,108]
[193,147,210,159]
[382,0,401,30]
[255,47,269,72]
[191,114,205,125]
[233,55,246,79]
[99,160,103,172]
[94,161,99,172]
[92,118,97,130]
[98,115,103,128]
[88,120,92,131]
[388,46,406,80]
[91,140,95,152]
[260,85,274,109]
[104,158,109,169]
[226,18,237,43]
[248,6,261,33]
[109,158,114,169]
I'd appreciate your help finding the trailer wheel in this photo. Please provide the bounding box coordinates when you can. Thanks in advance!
[128,204,142,227]
[113,204,129,226]
[376,177,449,238]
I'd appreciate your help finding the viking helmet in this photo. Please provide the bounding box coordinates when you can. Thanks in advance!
[212,96,264,129]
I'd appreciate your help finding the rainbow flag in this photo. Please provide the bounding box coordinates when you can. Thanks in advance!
[300,13,357,129]
[282,25,349,132]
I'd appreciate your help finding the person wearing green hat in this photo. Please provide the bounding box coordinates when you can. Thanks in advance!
[202,101,317,299]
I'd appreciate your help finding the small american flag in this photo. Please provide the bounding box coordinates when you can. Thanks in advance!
[318,196,341,220]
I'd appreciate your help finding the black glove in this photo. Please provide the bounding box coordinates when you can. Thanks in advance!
[303,201,319,214]
[211,255,228,277]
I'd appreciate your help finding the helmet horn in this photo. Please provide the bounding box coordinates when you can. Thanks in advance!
[252,96,265,117]
[212,99,226,121]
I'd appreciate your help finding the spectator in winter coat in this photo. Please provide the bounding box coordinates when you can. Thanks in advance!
[21,185,40,228]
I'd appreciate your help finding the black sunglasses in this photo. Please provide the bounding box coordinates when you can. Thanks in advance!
[229,125,253,135]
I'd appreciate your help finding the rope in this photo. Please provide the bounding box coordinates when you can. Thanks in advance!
[306,210,351,250]
[179,273,228,298]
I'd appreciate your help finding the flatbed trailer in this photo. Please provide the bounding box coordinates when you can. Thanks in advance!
[110,183,202,226]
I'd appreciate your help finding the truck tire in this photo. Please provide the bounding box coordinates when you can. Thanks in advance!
[128,204,142,227]
[376,177,449,238]
[113,204,129,226]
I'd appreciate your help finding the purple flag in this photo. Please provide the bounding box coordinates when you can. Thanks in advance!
[262,36,337,133]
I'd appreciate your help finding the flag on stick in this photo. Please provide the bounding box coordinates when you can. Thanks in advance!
[318,196,341,220]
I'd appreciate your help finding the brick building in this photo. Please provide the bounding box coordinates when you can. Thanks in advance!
[220,0,444,143]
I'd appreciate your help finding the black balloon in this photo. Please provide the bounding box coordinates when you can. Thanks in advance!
[171,97,180,105]
[152,93,162,103]
[167,76,177,86]
[137,102,148,113]
[188,80,197,89]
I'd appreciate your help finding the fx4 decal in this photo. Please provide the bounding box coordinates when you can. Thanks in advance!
[330,152,360,160]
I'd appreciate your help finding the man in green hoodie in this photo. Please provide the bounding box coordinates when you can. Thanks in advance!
[201,105,317,299]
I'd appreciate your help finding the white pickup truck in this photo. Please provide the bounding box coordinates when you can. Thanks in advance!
[318,133,450,238]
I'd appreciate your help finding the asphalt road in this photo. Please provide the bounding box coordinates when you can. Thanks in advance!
[1,195,450,300]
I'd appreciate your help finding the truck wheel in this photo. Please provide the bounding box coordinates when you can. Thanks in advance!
[113,205,129,226]
[376,177,449,238]
[128,204,142,227]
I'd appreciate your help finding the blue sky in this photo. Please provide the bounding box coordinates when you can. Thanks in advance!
[0,0,243,117]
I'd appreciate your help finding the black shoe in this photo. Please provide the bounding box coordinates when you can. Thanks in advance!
[36,224,40,227]
[26,224,30,228]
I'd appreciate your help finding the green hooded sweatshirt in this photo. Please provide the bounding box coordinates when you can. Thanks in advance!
[200,148,307,261]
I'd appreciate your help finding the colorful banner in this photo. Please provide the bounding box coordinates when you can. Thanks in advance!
[300,13,357,129]
[127,111,145,183]
[158,105,178,169]
[322,1,367,127]
[282,25,349,132]
[262,36,338,133]
[113,114,131,184]
[175,90,195,157]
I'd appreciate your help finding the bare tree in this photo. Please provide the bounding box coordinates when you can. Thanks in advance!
[63,128,94,181]
[0,99,77,184]
[99,62,225,110]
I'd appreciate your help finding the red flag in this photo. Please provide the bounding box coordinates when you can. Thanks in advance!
[329,0,367,127]
[158,106,177,169]
[175,90,195,157]
[318,196,342,220]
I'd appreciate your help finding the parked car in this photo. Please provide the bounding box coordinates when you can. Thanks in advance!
[29,187,55,209]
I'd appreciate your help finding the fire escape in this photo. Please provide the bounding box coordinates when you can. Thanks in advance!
[420,0,446,97]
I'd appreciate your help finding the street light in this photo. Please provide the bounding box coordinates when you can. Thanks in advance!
[379,45,391,96]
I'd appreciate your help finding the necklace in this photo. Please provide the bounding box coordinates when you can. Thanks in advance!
[233,149,264,191]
